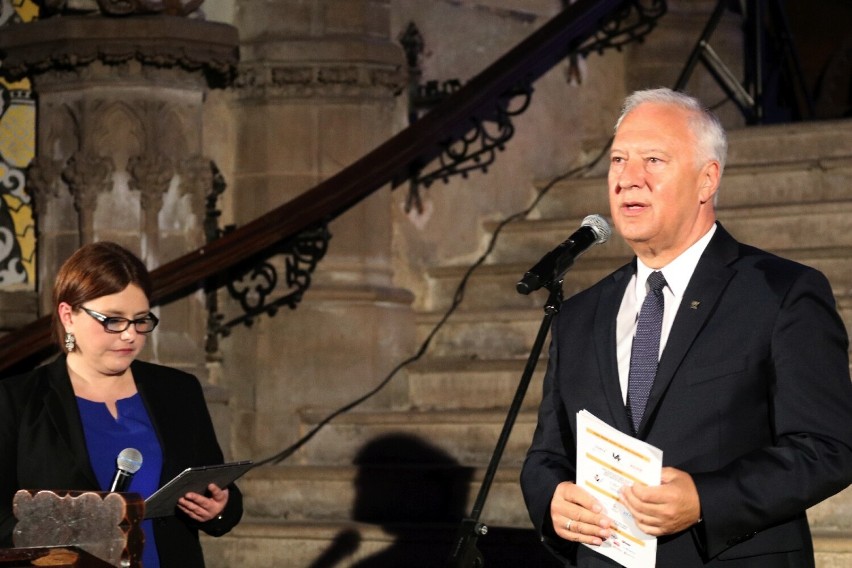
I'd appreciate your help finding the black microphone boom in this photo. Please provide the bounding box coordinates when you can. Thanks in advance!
[110,447,143,492]
[516,214,611,295]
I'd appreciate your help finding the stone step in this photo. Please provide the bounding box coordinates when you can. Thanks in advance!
[236,467,852,531]
[425,256,627,312]
[422,247,852,317]
[289,407,538,468]
[723,119,852,167]
[201,521,852,567]
[201,521,562,568]
[407,357,546,411]
[532,157,852,220]
[211,468,851,566]
[486,202,852,267]
[416,294,852,362]
[416,308,545,360]
[237,464,530,527]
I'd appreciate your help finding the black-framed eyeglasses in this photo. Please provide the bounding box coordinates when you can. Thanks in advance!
[80,307,159,334]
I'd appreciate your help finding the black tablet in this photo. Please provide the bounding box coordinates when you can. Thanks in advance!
[144,460,253,519]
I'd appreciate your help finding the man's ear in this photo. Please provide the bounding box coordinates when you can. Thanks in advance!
[699,161,721,205]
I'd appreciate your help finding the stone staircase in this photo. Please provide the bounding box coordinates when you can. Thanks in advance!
[202,118,852,567]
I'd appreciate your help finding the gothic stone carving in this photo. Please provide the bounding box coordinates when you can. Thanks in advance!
[235,62,406,101]
[0,15,238,87]
[36,0,204,18]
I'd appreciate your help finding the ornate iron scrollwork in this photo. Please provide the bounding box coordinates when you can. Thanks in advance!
[220,225,331,332]
[203,162,332,354]
[405,84,533,214]
[573,0,667,57]
[400,22,465,126]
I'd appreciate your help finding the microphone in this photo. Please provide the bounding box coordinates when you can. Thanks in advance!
[110,448,143,492]
[516,214,611,295]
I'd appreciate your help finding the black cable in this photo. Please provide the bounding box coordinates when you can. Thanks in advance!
[252,138,613,469]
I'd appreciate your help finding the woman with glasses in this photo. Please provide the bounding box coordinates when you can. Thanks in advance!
[0,242,242,567]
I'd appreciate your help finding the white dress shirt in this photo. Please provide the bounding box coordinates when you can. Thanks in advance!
[615,224,717,403]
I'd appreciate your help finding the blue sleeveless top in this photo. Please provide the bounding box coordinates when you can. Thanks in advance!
[77,393,164,568]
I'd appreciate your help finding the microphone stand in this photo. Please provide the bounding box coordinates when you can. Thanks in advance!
[446,281,564,567]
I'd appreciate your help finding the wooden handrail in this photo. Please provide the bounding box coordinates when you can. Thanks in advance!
[0,0,661,376]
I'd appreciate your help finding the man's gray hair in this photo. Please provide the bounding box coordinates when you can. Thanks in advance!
[615,88,728,175]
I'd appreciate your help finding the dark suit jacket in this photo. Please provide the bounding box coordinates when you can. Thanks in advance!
[520,224,852,567]
[0,355,243,567]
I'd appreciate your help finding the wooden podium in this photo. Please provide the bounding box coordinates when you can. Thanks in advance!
[0,546,116,567]
[5,490,144,567]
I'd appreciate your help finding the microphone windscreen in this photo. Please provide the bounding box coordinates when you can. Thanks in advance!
[581,214,612,244]
[117,447,143,474]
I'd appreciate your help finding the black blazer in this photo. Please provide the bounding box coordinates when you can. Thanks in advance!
[521,224,852,567]
[0,355,243,567]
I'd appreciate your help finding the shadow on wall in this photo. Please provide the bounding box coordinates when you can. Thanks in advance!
[308,432,561,568]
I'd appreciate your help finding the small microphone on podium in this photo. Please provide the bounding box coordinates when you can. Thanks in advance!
[110,448,143,492]
[516,214,611,295]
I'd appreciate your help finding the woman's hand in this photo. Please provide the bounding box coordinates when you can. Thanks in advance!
[177,483,230,523]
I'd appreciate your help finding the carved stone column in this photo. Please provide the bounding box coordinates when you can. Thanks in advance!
[223,0,414,460]
[0,11,238,377]
[129,152,175,254]
[61,151,114,247]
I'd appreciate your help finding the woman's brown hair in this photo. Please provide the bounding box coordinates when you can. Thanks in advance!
[52,242,152,346]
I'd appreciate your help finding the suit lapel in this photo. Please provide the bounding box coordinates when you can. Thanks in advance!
[132,363,170,484]
[44,357,100,488]
[595,263,634,434]
[638,224,740,437]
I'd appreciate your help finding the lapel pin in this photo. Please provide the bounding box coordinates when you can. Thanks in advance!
[690,300,701,310]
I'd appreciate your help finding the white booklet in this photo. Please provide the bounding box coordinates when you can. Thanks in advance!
[576,410,663,568]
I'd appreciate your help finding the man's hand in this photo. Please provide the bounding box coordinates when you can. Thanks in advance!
[619,467,701,536]
[550,481,613,546]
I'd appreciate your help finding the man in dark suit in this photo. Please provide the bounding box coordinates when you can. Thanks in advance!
[520,88,852,567]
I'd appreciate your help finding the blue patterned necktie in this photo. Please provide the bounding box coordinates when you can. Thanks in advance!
[627,271,667,433]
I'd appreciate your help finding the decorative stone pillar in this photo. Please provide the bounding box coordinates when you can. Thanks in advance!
[223,0,415,460]
[61,151,114,247]
[0,8,239,378]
